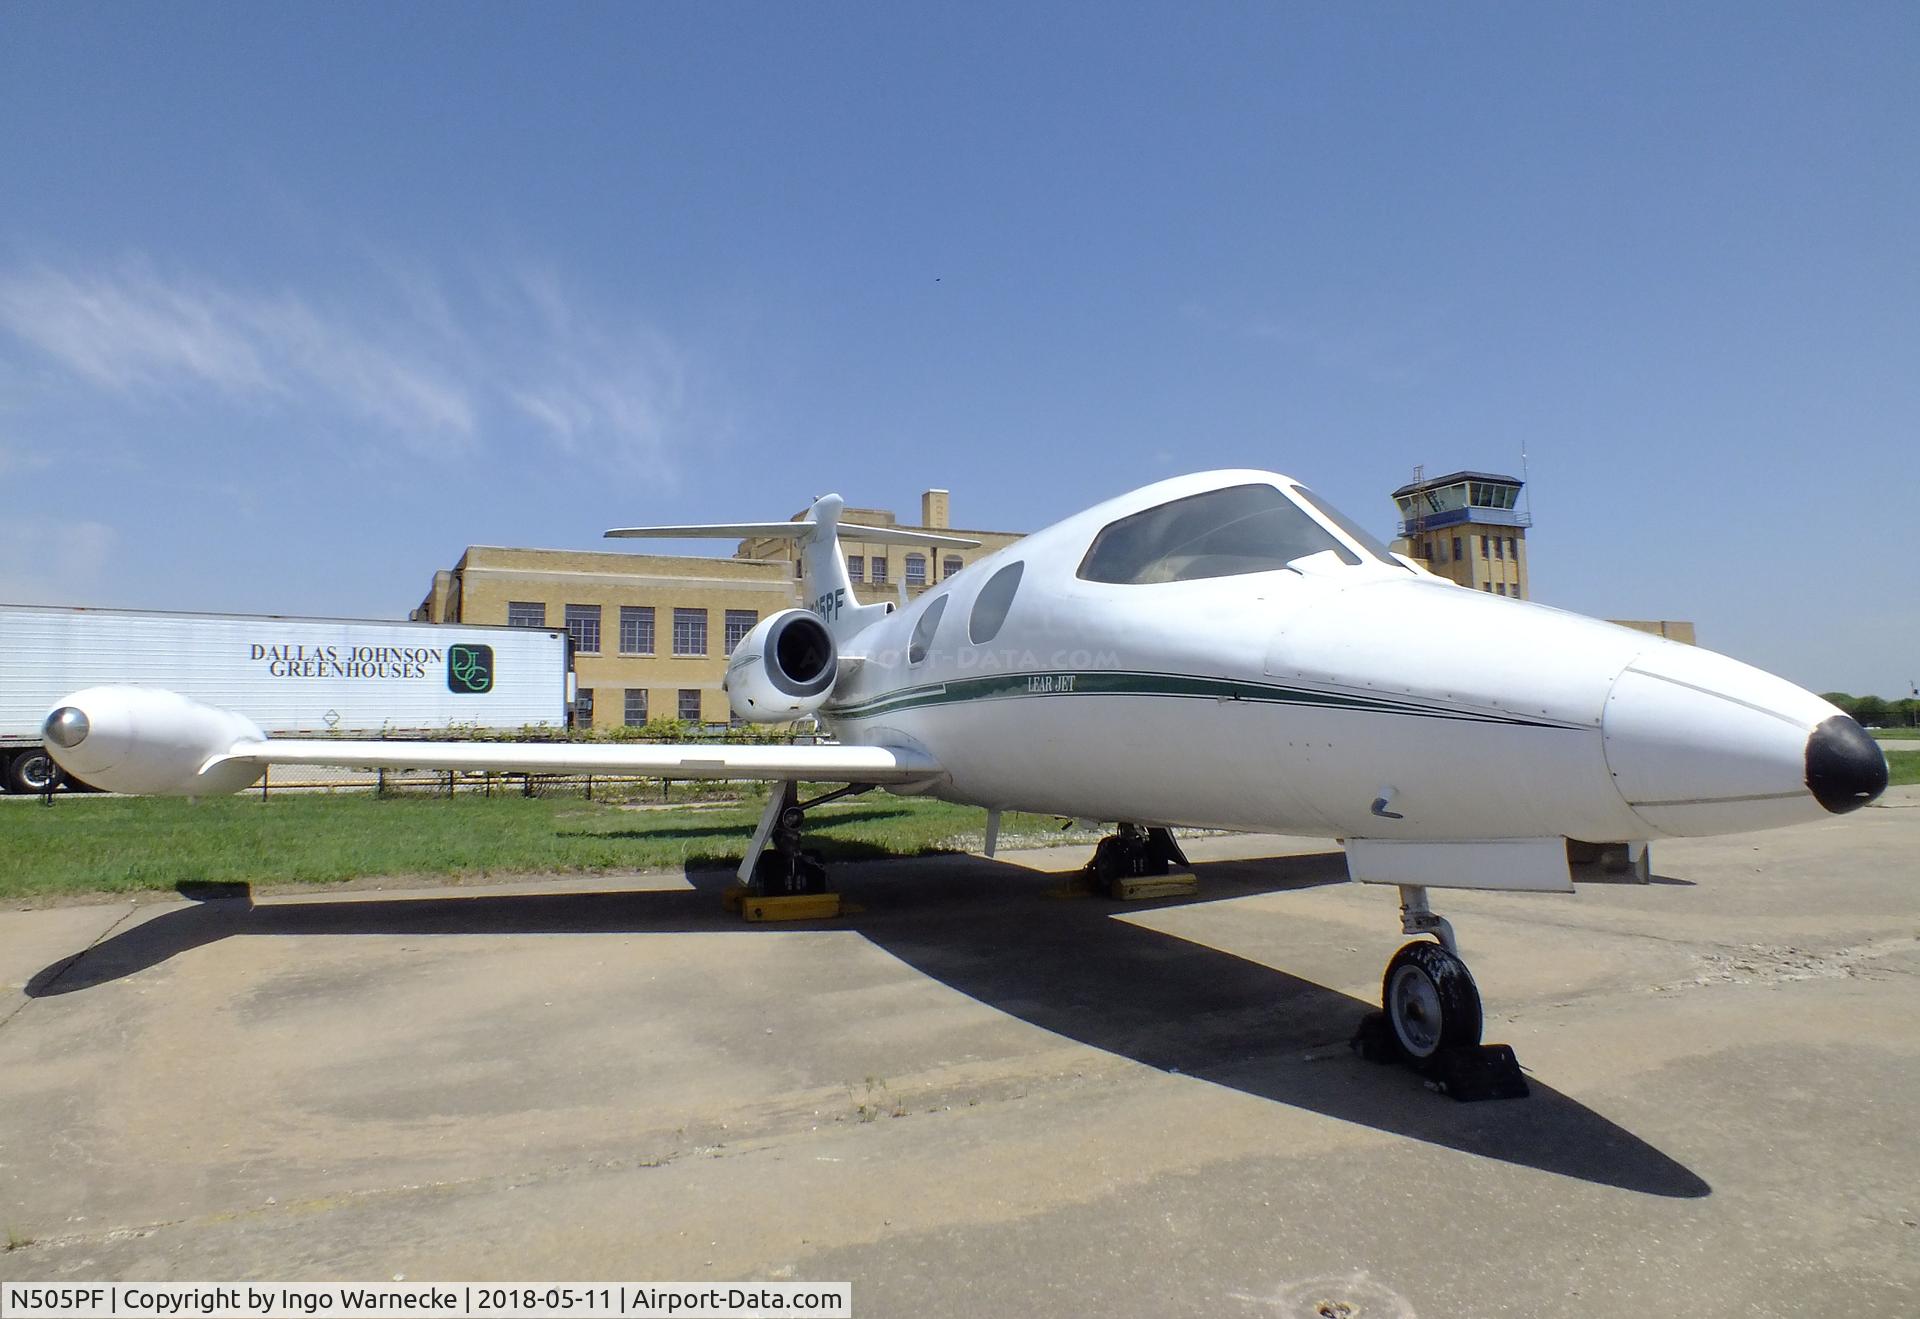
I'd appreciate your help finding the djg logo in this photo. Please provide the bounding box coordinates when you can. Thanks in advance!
[447,644,494,694]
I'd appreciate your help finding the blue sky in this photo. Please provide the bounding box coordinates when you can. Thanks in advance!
[2,3,1914,695]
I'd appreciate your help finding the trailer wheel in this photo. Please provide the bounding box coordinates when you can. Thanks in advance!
[7,749,63,794]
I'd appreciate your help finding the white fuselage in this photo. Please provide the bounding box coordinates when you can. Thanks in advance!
[823,471,1850,844]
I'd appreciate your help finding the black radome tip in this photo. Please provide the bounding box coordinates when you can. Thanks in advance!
[1805,715,1889,814]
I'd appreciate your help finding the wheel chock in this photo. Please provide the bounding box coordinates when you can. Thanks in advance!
[1425,1044,1529,1101]
[742,892,843,922]
[722,884,747,913]
[1349,1010,1404,1065]
[1108,867,1198,901]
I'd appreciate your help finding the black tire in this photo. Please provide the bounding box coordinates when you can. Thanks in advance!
[7,749,63,794]
[1383,940,1482,1062]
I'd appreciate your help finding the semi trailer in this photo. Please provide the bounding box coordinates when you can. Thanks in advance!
[0,604,572,792]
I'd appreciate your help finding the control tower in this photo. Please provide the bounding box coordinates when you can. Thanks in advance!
[1390,470,1532,598]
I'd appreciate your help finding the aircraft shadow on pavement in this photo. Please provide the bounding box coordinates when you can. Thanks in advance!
[26,849,1708,1200]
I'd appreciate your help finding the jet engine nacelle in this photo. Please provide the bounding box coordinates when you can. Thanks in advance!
[40,686,267,796]
[724,609,838,723]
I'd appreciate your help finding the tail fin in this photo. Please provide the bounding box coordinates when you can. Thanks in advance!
[605,493,979,647]
[793,495,892,644]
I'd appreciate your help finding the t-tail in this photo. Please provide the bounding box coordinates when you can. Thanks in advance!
[789,494,889,643]
[604,493,980,647]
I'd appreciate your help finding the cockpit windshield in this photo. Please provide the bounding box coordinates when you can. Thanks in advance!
[1077,482,1373,584]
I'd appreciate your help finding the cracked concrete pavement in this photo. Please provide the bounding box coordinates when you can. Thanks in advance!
[1,791,1916,1317]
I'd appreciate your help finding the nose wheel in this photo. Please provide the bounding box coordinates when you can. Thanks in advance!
[1384,939,1481,1060]
[1354,886,1525,1100]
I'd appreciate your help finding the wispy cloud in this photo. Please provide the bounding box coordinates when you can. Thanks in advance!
[0,256,698,472]
[0,438,52,479]
[507,331,687,464]
[0,518,118,605]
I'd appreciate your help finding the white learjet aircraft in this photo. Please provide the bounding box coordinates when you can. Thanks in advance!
[40,470,1888,1069]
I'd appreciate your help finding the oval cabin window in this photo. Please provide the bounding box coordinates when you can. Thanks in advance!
[909,595,948,665]
[968,561,1024,645]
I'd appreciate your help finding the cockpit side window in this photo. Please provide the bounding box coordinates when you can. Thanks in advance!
[1291,486,1406,569]
[1076,484,1360,584]
[909,594,948,665]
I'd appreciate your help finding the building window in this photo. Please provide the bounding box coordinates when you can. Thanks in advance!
[847,555,864,583]
[565,604,601,654]
[673,607,707,656]
[619,606,654,655]
[1508,536,1518,559]
[1451,536,1462,562]
[678,688,702,722]
[1483,582,1493,591]
[1493,538,1504,561]
[624,688,648,727]
[507,601,546,628]
[1496,583,1506,596]
[871,556,888,584]
[724,609,758,652]
[905,554,927,586]
[943,554,963,580]
[1480,535,1490,558]
[573,687,594,728]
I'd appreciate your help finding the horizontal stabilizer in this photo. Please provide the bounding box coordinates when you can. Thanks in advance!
[208,738,944,785]
[605,521,817,540]
[606,522,981,549]
[826,524,981,549]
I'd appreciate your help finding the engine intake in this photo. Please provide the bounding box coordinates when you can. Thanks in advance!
[725,609,838,723]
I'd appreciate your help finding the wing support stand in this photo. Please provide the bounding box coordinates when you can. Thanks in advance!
[726,780,873,922]
[1084,824,1196,901]
[1352,884,1527,1101]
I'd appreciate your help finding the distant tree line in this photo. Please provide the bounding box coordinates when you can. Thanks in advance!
[1821,693,1920,728]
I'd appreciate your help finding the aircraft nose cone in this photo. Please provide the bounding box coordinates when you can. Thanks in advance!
[1602,643,1856,837]
[1806,715,1889,813]
[43,706,90,749]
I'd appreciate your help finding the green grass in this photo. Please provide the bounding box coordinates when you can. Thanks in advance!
[1887,751,1920,787]
[0,790,1097,903]
[1870,727,1920,740]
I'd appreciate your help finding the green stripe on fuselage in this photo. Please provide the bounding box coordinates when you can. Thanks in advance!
[827,670,1570,728]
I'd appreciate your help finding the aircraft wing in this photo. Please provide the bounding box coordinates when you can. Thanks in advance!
[206,738,944,784]
[40,686,943,796]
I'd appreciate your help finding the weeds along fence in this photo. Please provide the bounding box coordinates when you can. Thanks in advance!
[254,763,768,802]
